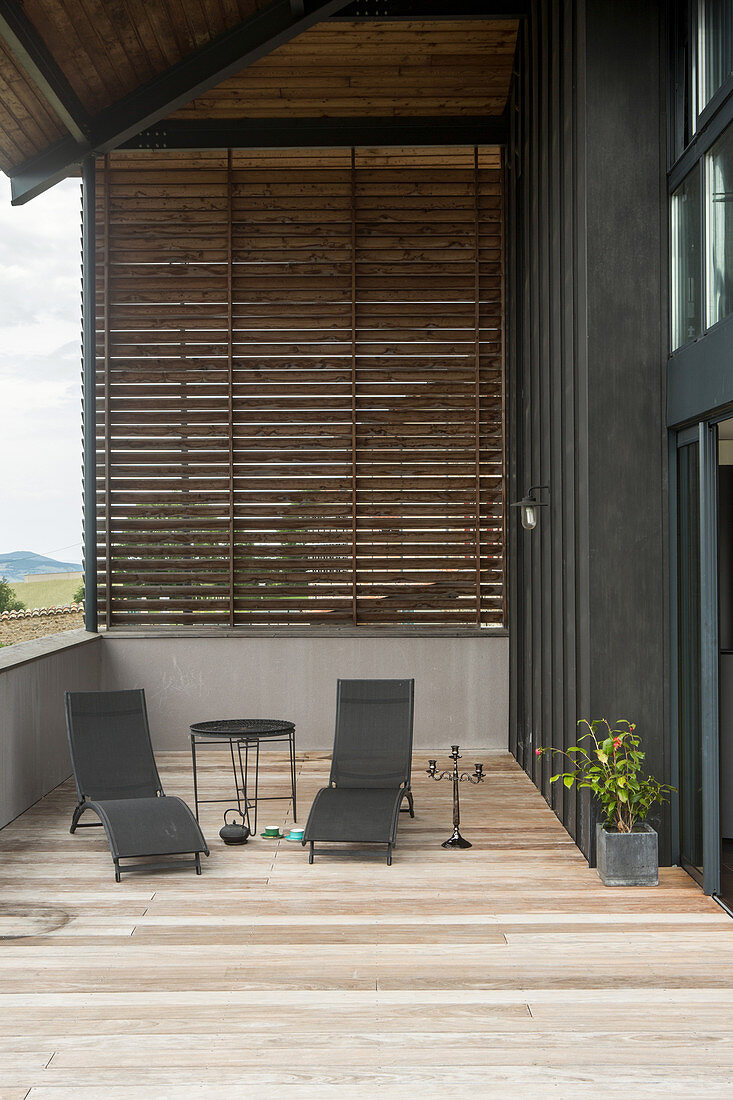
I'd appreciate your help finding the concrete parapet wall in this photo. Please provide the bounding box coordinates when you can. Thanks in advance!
[101,634,508,752]
[0,631,101,829]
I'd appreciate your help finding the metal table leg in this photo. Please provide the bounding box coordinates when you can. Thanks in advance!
[290,729,297,821]
[244,737,250,828]
[191,729,296,834]
[238,739,255,831]
[229,737,245,818]
[191,734,199,821]
[253,739,260,834]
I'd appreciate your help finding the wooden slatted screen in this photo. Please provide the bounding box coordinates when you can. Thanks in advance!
[95,147,504,627]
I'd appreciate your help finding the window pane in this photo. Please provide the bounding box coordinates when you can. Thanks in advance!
[699,0,733,110]
[672,0,694,157]
[671,168,702,349]
[707,124,733,327]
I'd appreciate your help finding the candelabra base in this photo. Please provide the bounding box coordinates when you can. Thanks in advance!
[441,827,472,850]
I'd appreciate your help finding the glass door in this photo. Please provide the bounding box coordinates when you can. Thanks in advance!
[675,422,720,895]
[717,417,733,909]
[677,436,704,880]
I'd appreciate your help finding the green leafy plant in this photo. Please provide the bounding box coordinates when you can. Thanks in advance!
[0,576,25,613]
[537,719,674,833]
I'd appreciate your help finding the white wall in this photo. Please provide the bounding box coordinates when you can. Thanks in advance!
[0,631,101,828]
[101,635,508,751]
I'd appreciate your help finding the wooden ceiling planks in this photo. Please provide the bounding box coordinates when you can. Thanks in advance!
[94,146,505,628]
[23,0,266,113]
[173,19,518,118]
[0,35,65,170]
[0,10,516,182]
[0,0,265,173]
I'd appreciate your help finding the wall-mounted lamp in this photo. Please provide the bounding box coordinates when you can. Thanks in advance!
[510,485,549,530]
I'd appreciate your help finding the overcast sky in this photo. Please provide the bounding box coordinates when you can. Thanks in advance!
[0,175,83,563]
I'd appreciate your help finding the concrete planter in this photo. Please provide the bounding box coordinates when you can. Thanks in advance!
[596,823,658,886]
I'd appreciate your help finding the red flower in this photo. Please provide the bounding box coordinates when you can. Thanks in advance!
[535,748,542,756]
[613,737,622,751]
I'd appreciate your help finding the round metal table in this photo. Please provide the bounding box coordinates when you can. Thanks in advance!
[189,719,296,834]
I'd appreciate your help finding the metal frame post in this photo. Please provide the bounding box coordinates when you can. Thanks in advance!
[699,418,721,896]
[81,155,98,633]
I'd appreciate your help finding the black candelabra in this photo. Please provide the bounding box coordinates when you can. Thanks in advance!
[427,746,485,849]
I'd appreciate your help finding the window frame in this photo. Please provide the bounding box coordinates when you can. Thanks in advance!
[697,0,733,124]
[669,0,733,354]
[671,160,704,352]
[669,0,733,169]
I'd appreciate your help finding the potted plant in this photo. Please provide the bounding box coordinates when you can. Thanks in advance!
[537,720,674,886]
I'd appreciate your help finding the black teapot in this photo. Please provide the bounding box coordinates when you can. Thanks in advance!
[219,809,250,845]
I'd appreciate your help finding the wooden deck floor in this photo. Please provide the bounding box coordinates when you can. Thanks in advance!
[0,750,732,1098]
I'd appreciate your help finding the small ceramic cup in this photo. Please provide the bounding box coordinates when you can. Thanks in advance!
[262,825,282,838]
[287,826,304,841]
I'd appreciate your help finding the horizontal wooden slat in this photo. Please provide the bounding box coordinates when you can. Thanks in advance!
[96,148,504,627]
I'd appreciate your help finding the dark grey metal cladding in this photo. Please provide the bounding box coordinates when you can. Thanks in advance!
[699,421,721,895]
[596,824,659,887]
[507,0,670,863]
[584,0,669,863]
[507,0,587,849]
[668,314,733,427]
[720,466,733,652]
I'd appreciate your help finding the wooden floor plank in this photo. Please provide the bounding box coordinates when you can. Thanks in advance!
[1,750,731,1096]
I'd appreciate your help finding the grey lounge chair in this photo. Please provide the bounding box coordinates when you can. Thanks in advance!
[303,679,415,865]
[65,689,209,882]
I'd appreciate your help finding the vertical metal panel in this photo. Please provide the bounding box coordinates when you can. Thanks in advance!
[538,0,553,803]
[102,154,111,629]
[571,0,592,858]
[500,146,508,628]
[560,0,578,841]
[473,146,482,624]
[507,0,668,862]
[699,419,721,894]
[349,146,358,626]
[226,148,235,628]
[529,0,541,785]
[549,0,565,824]
[668,429,681,863]
[508,0,588,829]
[584,0,668,863]
[520,12,533,773]
[81,156,97,634]
[506,58,521,762]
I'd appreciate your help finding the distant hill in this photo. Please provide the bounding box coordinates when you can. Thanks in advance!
[0,551,82,584]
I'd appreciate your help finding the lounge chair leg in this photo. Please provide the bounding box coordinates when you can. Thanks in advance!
[386,844,393,866]
[195,853,201,875]
[70,801,85,833]
[114,860,121,884]
[407,790,415,818]
[309,841,314,865]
